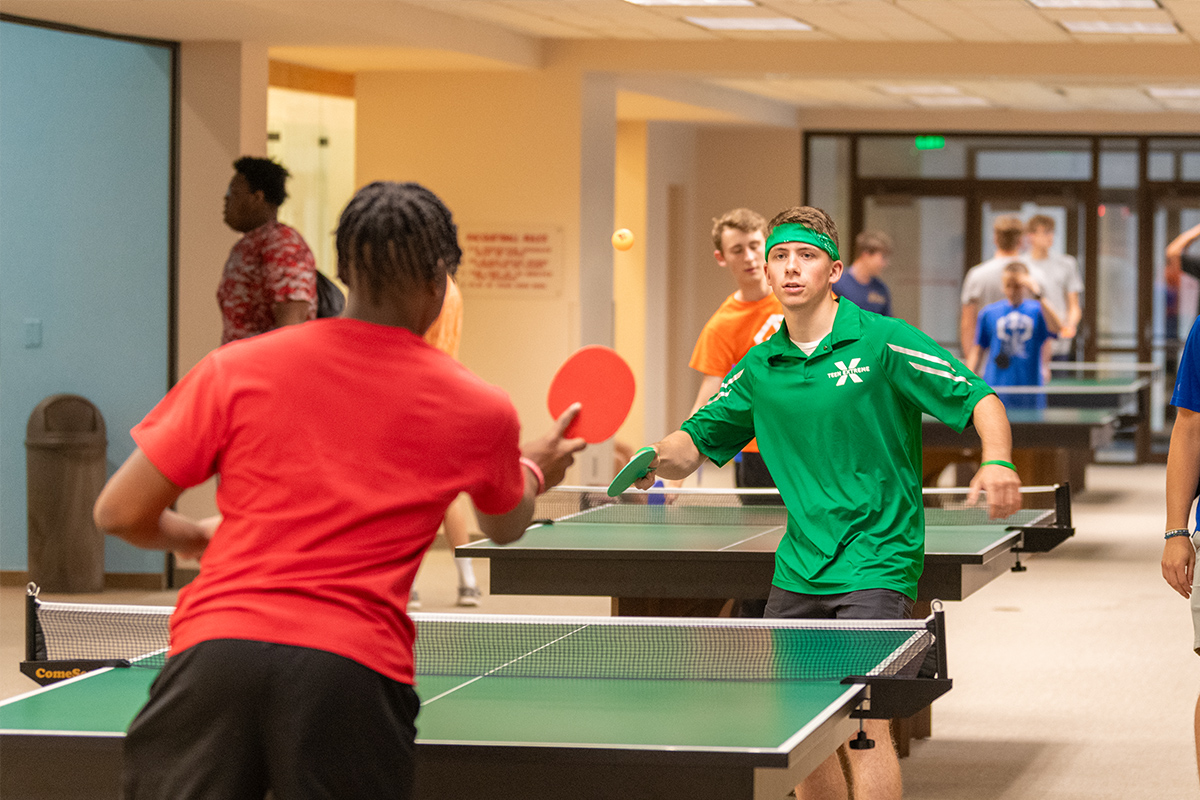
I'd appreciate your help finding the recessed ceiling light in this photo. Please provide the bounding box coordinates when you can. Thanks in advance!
[1061,20,1178,34]
[909,95,990,107]
[879,85,962,96]
[1028,0,1159,8]
[1147,87,1200,99]
[625,0,756,6]
[686,16,812,31]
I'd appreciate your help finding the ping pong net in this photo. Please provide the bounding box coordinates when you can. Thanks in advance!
[21,584,170,684]
[536,484,1069,531]
[22,583,940,693]
[412,612,933,683]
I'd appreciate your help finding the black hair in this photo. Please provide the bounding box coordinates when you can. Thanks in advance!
[233,156,289,206]
[335,182,461,302]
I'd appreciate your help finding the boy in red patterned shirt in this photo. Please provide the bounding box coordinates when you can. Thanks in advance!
[217,156,317,343]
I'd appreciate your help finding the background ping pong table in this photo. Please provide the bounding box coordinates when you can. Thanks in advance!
[0,613,940,800]
[923,406,1118,491]
[923,368,1156,491]
[459,487,1072,616]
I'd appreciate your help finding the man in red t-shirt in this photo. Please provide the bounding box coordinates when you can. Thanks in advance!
[217,156,318,344]
[94,182,586,800]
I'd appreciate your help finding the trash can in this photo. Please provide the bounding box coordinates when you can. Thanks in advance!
[26,394,107,593]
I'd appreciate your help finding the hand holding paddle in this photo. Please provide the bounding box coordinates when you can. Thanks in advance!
[547,346,636,444]
[523,403,588,492]
[608,446,658,496]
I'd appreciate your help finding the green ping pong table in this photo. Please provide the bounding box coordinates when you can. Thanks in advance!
[0,612,946,800]
[922,371,1154,490]
[923,406,1118,491]
[458,486,1072,616]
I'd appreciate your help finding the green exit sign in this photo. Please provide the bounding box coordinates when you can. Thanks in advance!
[914,135,946,151]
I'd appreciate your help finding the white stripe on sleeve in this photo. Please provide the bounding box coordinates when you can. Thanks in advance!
[887,343,971,383]
[908,361,969,383]
[887,342,953,368]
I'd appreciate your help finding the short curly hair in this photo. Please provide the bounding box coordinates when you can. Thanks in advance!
[234,156,289,206]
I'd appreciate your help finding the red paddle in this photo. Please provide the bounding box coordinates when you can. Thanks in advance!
[547,346,636,444]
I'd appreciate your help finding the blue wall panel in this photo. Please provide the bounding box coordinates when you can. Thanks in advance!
[1,20,173,574]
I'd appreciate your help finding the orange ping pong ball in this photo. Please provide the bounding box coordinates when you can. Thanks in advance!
[612,228,635,251]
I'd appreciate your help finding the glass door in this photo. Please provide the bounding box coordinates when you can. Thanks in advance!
[975,192,1088,358]
[861,193,966,350]
[1151,195,1200,449]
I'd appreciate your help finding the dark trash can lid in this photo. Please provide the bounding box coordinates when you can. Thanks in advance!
[26,394,107,448]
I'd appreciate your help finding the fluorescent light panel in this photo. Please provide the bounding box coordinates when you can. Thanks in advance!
[879,84,961,96]
[1147,87,1200,99]
[1028,0,1159,8]
[1061,20,1178,33]
[625,0,756,6]
[909,95,990,107]
[686,16,812,30]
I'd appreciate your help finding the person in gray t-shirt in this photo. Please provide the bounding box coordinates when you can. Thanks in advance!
[960,215,1047,369]
[1026,214,1083,360]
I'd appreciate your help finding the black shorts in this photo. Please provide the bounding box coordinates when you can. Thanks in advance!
[123,639,420,800]
[734,451,776,489]
[764,586,914,621]
[734,452,782,512]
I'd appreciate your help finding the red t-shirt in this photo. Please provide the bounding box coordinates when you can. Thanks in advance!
[132,318,525,684]
[217,221,318,344]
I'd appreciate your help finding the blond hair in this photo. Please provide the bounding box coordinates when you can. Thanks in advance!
[711,208,767,252]
[854,230,893,260]
[1026,214,1055,234]
[993,215,1025,252]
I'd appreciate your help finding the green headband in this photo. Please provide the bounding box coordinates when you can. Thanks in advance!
[765,223,840,262]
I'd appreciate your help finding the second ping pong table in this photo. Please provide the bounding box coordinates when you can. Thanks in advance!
[459,486,1072,616]
[923,370,1156,491]
[1,611,946,800]
[923,406,1118,491]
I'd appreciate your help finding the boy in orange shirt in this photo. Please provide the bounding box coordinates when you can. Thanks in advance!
[685,208,783,490]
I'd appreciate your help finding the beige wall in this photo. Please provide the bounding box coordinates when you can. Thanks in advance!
[355,67,588,461]
[644,123,698,442]
[614,120,648,453]
[668,127,802,429]
[174,40,268,521]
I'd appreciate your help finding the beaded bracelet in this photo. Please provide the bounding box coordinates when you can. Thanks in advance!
[519,457,545,495]
[980,459,1018,472]
[1165,529,1192,540]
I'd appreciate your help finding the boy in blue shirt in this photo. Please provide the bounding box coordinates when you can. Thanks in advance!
[1162,315,1200,788]
[832,229,893,316]
[968,261,1061,409]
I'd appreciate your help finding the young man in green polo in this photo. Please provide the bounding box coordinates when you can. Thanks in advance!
[629,206,1021,800]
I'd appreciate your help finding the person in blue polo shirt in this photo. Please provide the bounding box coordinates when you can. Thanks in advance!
[1161,314,1200,790]
[622,205,1021,800]
[968,261,1062,411]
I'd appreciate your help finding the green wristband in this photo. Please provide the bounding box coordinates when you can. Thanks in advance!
[980,459,1017,472]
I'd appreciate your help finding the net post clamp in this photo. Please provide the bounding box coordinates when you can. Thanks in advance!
[842,675,953,720]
